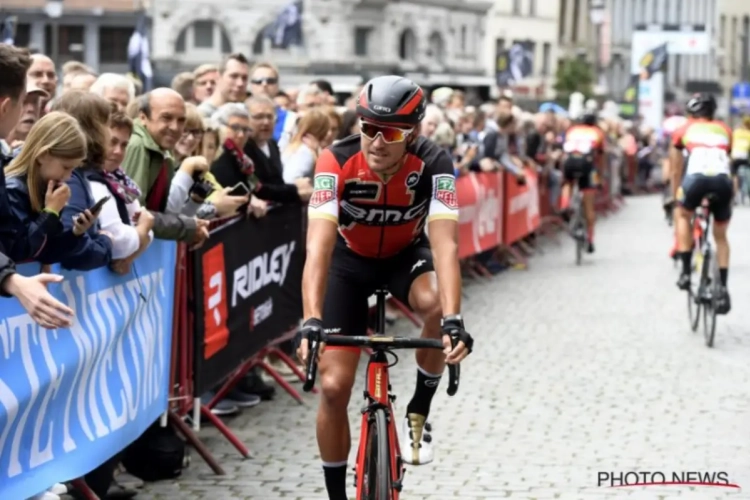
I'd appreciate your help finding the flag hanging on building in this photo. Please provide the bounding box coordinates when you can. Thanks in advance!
[127,12,153,93]
[1,16,17,45]
[265,1,303,49]
[639,42,668,80]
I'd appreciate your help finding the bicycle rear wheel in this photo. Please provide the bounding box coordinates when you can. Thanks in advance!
[360,408,392,500]
[703,251,718,347]
[687,248,702,331]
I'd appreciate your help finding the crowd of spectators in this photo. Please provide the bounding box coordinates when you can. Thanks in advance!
[0,42,656,500]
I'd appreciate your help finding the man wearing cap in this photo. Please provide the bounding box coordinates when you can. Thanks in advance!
[5,82,48,150]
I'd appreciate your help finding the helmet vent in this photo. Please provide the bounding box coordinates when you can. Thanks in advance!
[396,90,416,110]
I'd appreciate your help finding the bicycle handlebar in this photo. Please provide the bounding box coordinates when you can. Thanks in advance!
[302,333,460,396]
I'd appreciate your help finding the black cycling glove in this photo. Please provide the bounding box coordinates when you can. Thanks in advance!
[441,314,474,353]
[295,317,324,350]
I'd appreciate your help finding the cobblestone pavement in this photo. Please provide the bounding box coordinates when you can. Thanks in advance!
[139,196,750,500]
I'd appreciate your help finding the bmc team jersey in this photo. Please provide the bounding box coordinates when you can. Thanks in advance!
[308,135,459,258]
[731,128,750,161]
[562,125,605,155]
[672,120,733,177]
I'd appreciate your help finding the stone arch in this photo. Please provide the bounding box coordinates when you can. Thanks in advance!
[167,5,238,55]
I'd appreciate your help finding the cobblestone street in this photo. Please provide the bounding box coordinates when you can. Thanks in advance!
[140,196,750,500]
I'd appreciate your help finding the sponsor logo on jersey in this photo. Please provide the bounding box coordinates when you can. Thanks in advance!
[310,174,336,208]
[433,174,458,209]
[341,199,428,226]
[406,171,420,188]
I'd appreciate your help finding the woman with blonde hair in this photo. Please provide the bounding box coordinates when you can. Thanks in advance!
[321,106,342,148]
[5,112,92,261]
[281,108,330,182]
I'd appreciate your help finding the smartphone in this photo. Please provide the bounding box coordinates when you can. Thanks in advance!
[229,182,250,197]
[90,196,111,215]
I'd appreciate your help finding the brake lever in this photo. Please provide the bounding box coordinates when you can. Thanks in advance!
[302,329,321,393]
[445,334,460,397]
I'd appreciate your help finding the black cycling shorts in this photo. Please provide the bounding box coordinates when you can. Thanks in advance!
[563,156,599,190]
[731,159,749,176]
[678,173,733,222]
[322,234,434,337]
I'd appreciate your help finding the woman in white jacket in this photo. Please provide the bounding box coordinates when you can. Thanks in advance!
[91,110,154,273]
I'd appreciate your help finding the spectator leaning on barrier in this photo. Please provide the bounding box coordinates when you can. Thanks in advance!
[5,112,90,262]
[0,43,74,329]
[5,81,47,149]
[211,102,307,211]
[48,91,116,270]
[244,95,311,207]
[89,72,135,112]
[121,88,209,245]
[197,53,249,118]
[87,110,155,269]
[168,103,249,220]
[192,63,219,104]
[282,108,331,183]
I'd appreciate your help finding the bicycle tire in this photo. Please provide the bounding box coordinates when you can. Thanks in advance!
[703,252,718,347]
[360,408,392,500]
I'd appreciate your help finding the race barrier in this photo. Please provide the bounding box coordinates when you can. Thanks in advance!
[0,240,177,500]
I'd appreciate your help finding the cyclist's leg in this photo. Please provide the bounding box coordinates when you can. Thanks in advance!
[318,248,372,499]
[388,240,441,465]
[581,164,597,252]
[560,158,575,211]
[675,175,704,288]
[711,175,733,313]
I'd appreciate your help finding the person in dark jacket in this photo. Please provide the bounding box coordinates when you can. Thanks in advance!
[0,43,74,329]
[5,112,101,264]
[210,103,311,208]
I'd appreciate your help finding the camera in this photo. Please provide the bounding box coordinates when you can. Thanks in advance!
[189,173,215,202]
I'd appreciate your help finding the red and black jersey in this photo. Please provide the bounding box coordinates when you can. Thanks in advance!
[307,135,459,258]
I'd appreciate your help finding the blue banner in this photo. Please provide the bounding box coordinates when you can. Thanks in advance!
[0,240,177,500]
[730,82,750,116]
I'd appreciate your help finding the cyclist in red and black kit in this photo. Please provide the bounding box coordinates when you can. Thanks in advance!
[295,76,474,500]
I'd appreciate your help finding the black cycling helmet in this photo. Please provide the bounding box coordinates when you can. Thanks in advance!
[356,75,426,128]
[581,112,597,126]
[685,92,716,118]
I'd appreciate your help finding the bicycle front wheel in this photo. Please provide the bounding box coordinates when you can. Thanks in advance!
[360,408,393,500]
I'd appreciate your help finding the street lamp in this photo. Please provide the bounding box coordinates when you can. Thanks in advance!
[44,0,63,66]
[589,0,606,95]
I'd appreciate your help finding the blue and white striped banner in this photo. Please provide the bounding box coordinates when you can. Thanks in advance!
[0,240,177,500]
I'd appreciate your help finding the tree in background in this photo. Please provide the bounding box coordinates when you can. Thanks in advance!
[554,58,594,106]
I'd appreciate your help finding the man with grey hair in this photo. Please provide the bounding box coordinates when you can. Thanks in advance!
[90,72,136,111]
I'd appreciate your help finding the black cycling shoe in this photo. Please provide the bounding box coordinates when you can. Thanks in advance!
[715,286,731,314]
[587,241,595,254]
[676,273,691,291]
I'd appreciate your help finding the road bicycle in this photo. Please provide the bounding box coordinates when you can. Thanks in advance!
[302,289,461,500]
[686,196,719,347]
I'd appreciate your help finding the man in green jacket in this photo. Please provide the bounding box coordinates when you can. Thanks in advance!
[122,88,208,244]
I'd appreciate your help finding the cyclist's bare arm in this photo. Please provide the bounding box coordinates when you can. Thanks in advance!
[303,150,343,321]
[426,154,462,316]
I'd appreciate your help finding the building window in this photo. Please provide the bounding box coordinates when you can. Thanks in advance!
[664,0,670,22]
[13,23,31,48]
[513,0,522,15]
[460,26,467,52]
[252,30,264,55]
[496,38,505,56]
[193,20,214,48]
[720,15,726,48]
[571,0,580,43]
[399,29,417,61]
[99,27,132,64]
[529,0,536,16]
[354,27,370,56]
[558,0,566,41]
[640,0,647,24]
[731,16,738,75]
[428,32,445,64]
[44,25,85,62]
[542,42,551,75]
[174,21,232,55]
